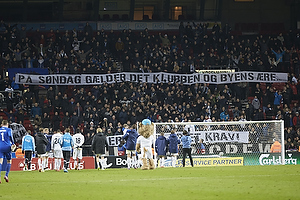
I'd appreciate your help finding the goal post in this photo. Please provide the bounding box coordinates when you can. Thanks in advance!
[153,120,285,167]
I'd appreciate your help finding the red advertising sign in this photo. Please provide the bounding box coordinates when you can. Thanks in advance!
[9,157,95,171]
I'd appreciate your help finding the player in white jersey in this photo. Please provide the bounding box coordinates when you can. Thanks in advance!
[72,129,85,170]
[51,130,63,171]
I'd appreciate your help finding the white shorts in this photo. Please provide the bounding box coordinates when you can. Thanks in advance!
[126,149,136,155]
[47,151,53,158]
[141,147,153,159]
[53,150,63,158]
[73,148,83,160]
[38,153,47,158]
[96,154,106,157]
[171,153,178,156]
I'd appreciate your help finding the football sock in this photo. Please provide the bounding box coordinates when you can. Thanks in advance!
[45,158,48,168]
[28,161,31,170]
[38,158,42,169]
[5,163,11,177]
[58,159,61,170]
[54,159,57,170]
[74,160,77,167]
[100,159,104,169]
[127,157,131,168]
[161,157,165,167]
[132,156,137,168]
[0,163,2,177]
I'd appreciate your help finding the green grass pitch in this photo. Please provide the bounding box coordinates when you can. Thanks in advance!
[1,165,299,200]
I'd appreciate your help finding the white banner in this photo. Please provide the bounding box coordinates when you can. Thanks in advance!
[106,130,249,146]
[161,130,249,144]
[15,71,288,85]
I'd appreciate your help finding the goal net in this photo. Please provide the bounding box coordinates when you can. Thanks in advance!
[153,120,285,167]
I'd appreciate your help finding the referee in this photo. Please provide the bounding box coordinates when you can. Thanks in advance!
[181,130,194,167]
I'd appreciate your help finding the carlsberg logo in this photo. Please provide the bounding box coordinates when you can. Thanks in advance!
[259,154,297,165]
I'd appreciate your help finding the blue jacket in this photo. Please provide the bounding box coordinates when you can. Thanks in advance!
[274,92,282,106]
[155,135,168,156]
[181,135,192,148]
[59,132,74,151]
[123,129,138,150]
[168,133,180,153]
[22,134,35,151]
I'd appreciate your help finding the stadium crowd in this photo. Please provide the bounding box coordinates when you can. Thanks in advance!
[0,21,300,153]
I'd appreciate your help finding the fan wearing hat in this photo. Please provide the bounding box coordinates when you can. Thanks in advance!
[136,119,156,170]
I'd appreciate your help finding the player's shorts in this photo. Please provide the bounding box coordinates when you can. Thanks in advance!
[140,147,153,159]
[73,148,83,160]
[126,149,136,155]
[37,153,47,157]
[170,153,179,156]
[47,151,53,158]
[53,150,63,158]
[95,154,106,157]
[0,146,12,160]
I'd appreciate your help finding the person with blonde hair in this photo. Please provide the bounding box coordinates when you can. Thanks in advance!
[91,128,112,170]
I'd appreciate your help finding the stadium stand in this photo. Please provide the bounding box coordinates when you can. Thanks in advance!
[0,20,299,154]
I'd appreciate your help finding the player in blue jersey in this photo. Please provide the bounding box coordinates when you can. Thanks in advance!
[155,132,168,168]
[0,120,16,183]
[59,128,74,173]
[122,124,139,169]
[21,132,35,171]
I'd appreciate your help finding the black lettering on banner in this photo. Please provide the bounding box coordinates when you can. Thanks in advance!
[93,76,100,83]
[52,76,59,84]
[240,73,247,81]
[86,76,92,83]
[228,133,234,140]
[39,76,44,83]
[257,73,263,81]
[221,74,227,82]
[271,73,276,81]
[75,76,81,84]
[174,75,180,83]
[213,132,220,141]
[113,74,119,82]
[228,73,234,81]
[194,74,200,82]
[106,74,113,82]
[60,76,66,84]
[211,74,217,82]
[264,73,270,81]
[120,73,125,82]
[67,76,74,84]
[188,75,192,83]
[137,74,143,82]
[18,75,25,83]
[153,74,159,82]
[220,132,228,141]
[130,74,136,82]
[46,76,52,84]
[167,74,174,83]
[181,75,187,83]
[235,73,240,81]
[25,76,32,83]
[204,74,209,82]
[144,74,150,82]
[161,74,165,82]
[248,72,254,80]
[205,133,213,141]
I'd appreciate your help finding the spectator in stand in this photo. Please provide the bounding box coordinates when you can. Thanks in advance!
[30,103,42,119]
[293,112,300,129]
